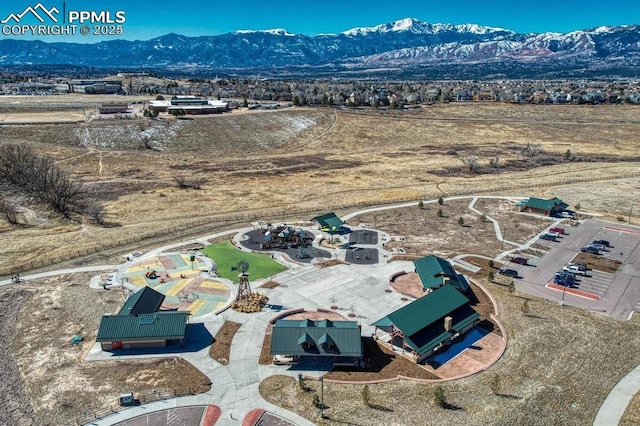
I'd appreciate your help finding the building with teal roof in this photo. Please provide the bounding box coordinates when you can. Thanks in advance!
[270,319,362,366]
[372,285,480,363]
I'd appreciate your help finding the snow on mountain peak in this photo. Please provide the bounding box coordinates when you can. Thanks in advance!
[235,28,295,36]
[341,18,513,37]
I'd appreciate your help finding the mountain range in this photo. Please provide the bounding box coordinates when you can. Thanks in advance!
[1,18,639,78]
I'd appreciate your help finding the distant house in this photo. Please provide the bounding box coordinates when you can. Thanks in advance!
[149,96,228,114]
[96,286,189,351]
[516,197,568,216]
[270,319,363,366]
[372,285,480,363]
[414,255,470,293]
[98,103,130,114]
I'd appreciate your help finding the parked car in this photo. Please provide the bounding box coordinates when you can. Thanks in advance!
[567,261,588,270]
[550,226,565,234]
[554,276,574,287]
[545,231,561,238]
[560,211,576,219]
[555,271,576,280]
[540,234,557,242]
[509,256,529,265]
[581,246,600,254]
[593,240,611,247]
[562,265,588,276]
[499,268,519,278]
[590,243,607,252]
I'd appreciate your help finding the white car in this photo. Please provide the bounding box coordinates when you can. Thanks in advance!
[545,231,561,238]
[562,265,588,276]
[560,211,576,219]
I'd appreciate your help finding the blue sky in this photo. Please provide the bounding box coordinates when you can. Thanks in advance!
[1,0,639,42]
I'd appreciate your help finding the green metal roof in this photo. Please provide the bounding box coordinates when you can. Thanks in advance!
[526,197,567,211]
[372,286,480,356]
[413,255,470,292]
[270,319,362,358]
[373,285,469,337]
[118,286,165,316]
[312,213,344,232]
[96,312,189,342]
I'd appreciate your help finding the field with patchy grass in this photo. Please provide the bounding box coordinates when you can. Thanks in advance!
[1,101,640,275]
[0,275,211,425]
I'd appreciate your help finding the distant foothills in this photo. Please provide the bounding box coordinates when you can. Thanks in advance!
[1,18,640,79]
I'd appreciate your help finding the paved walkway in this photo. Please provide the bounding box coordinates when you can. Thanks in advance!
[593,365,640,426]
[4,195,635,425]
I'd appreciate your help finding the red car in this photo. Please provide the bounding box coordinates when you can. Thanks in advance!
[549,226,565,234]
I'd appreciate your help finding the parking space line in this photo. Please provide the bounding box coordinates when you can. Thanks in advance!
[603,226,640,236]
[545,283,600,300]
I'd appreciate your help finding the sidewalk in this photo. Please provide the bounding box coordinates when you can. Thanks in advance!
[593,365,640,426]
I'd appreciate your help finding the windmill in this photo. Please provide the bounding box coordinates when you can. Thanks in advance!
[233,261,251,300]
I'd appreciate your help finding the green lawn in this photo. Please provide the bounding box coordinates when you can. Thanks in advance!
[202,241,287,282]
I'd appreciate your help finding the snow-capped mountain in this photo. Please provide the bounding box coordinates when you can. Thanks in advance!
[0,18,638,77]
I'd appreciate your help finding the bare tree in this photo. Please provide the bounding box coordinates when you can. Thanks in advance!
[86,202,107,226]
[523,143,542,163]
[462,156,480,174]
[0,143,90,220]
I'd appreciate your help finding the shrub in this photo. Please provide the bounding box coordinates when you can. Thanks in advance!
[490,374,501,395]
[362,384,370,406]
[458,217,465,226]
[418,200,424,209]
[574,203,581,210]
[487,271,494,282]
[437,208,443,218]
[438,196,444,206]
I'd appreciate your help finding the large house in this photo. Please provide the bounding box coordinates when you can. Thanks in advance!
[148,96,228,115]
[96,286,189,351]
[270,319,363,366]
[372,285,480,363]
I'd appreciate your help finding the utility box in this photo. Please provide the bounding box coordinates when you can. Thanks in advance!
[119,393,134,406]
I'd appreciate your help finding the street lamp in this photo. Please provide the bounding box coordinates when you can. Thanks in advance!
[320,376,325,419]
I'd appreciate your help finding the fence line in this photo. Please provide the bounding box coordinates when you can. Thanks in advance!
[3,171,640,277]
[69,387,197,426]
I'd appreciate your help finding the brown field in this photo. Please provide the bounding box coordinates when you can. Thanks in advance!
[1,101,640,275]
[0,275,211,425]
[2,99,640,425]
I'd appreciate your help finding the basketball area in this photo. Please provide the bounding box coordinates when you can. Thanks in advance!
[122,253,231,317]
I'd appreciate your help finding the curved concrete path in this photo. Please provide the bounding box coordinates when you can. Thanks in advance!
[4,194,632,426]
[593,365,640,426]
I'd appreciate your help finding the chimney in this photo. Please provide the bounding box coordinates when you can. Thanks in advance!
[444,316,453,332]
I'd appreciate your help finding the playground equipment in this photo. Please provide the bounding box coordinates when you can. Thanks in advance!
[260,226,313,250]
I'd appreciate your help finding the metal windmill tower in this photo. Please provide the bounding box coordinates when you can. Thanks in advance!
[235,261,251,300]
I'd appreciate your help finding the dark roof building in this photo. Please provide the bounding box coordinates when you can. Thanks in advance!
[312,213,344,232]
[97,286,189,352]
[372,285,480,363]
[96,312,189,351]
[270,319,362,365]
[414,255,470,292]
[118,286,165,316]
[516,197,568,216]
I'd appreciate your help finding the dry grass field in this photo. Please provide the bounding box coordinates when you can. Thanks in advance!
[1,100,640,275]
[1,98,640,425]
[0,275,211,425]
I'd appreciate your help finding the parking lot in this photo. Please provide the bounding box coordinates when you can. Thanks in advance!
[517,220,640,319]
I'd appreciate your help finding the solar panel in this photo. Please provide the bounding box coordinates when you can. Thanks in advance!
[139,316,155,325]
